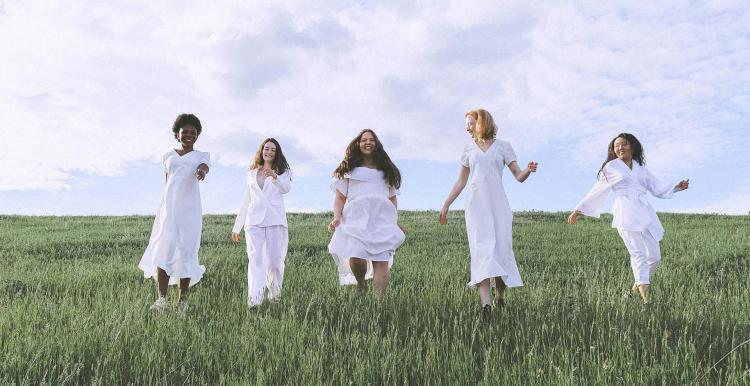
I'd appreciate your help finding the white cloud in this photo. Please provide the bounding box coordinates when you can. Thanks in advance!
[1,0,748,196]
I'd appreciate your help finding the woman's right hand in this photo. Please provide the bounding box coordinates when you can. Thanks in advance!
[567,211,579,225]
[231,232,241,243]
[328,216,342,233]
[439,205,449,225]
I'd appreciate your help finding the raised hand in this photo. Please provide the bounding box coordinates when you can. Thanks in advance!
[196,168,207,180]
[527,161,538,173]
[263,168,278,180]
[674,179,689,192]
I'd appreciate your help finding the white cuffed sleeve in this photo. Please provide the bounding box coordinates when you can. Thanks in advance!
[460,144,472,167]
[501,141,518,166]
[330,178,348,197]
[644,167,675,199]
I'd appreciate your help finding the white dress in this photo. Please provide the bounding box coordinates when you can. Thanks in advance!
[461,140,523,288]
[139,149,210,287]
[328,167,405,285]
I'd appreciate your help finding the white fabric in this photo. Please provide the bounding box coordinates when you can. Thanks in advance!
[461,140,524,288]
[575,159,674,241]
[245,225,288,305]
[328,167,404,286]
[139,150,210,287]
[618,229,661,285]
[232,169,291,233]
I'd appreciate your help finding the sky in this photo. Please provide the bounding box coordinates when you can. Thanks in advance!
[1,0,749,216]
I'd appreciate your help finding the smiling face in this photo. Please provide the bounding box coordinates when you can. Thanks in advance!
[262,141,277,164]
[359,131,376,156]
[465,115,477,137]
[177,125,198,147]
[613,137,632,162]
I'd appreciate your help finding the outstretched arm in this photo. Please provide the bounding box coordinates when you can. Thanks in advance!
[439,166,470,224]
[328,191,346,232]
[507,161,538,183]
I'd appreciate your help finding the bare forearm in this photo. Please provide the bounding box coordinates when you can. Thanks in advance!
[515,168,531,182]
[442,180,466,208]
[333,195,345,217]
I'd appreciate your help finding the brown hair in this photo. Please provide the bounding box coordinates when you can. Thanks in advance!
[251,138,290,175]
[465,109,497,140]
[333,129,401,189]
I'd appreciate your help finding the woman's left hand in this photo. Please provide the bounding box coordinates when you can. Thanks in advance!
[527,162,538,173]
[263,168,278,180]
[674,179,689,192]
[196,168,207,180]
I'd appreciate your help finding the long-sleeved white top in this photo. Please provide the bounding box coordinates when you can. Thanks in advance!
[575,159,674,241]
[232,169,291,233]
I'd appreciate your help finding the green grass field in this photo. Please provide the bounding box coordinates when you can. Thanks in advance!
[0,212,748,384]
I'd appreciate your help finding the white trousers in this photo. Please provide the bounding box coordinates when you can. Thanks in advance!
[617,229,661,285]
[245,225,288,306]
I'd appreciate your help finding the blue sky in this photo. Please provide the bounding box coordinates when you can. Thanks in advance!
[1,1,748,215]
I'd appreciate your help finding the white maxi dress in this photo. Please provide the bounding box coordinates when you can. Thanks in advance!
[328,167,405,285]
[461,140,524,288]
[139,149,210,287]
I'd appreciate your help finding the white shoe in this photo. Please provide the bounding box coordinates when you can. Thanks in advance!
[150,297,167,313]
[176,300,189,314]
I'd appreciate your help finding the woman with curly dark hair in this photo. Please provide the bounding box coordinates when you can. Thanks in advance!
[138,113,210,314]
[568,133,690,305]
[328,129,405,296]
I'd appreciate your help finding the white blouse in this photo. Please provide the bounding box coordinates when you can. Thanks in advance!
[575,159,674,240]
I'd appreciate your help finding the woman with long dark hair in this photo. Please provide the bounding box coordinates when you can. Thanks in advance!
[328,129,405,296]
[231,138,292,307]
[568,133,689,304]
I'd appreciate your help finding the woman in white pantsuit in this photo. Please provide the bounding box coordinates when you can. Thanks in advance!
[568,133,689,304]
[440,109,538,314]
[232,138,291,307]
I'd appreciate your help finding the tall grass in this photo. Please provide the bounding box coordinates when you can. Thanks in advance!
[0,212,748,384]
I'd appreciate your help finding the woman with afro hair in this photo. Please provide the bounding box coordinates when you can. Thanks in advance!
[139,113,211,313]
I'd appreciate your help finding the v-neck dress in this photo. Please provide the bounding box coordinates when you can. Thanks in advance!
[139,149,211,287]
[461,140,523,288]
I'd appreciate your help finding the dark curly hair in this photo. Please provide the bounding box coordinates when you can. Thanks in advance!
[172,113,202,139]
[333,129,401,189]
[598,133,645,179]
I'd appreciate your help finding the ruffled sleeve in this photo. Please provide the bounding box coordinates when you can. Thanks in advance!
[500,141,517,166]
[162,151,172,174]
[200,151,212,169]
[330,177,348,197]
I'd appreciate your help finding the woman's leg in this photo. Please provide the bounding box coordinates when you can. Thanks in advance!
[349,257,368,290]
[156,267,169,298]
[247,227,269,306]
[178,278,190,302]
[371,261,390,297]
[266,226,288,301]
[478,278,491,306]
[494,277,507,305]
[618,230,651,304]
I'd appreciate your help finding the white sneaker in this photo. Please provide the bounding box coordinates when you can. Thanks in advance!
[176,300,189,314]
[150,297,167,313]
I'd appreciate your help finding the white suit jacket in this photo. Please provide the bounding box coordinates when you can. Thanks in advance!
[575,159,674,241]
[232,169,291,232]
